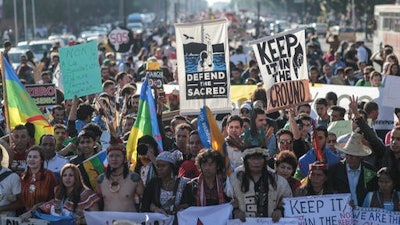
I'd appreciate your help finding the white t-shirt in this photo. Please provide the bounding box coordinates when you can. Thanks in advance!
[0,167,21,216]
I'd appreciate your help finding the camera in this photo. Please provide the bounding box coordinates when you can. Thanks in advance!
[137,143,148,155]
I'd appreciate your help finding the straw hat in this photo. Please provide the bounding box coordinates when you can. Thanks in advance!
[340,132,372,157]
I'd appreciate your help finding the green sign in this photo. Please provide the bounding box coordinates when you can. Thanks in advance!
[59,41,102,99]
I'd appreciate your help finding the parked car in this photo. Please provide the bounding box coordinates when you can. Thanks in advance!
[310,22,328,36]
[328,25,356,42]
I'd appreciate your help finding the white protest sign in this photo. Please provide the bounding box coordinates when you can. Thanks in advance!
[1,217,48,225]
[249,28,312,112]
[381,75,400,108]
[228,218,299,225]
[175,19,231,115]
[177,203,232,225]
[84,211,174,225]
[283,193,352,225]
[353,207,400,225]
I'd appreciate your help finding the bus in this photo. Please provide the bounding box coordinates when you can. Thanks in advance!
[373,4,400,58]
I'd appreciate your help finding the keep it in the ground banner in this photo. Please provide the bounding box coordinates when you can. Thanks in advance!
[249,28,311,113]
[283,193,352,225]
[175,19,231,115]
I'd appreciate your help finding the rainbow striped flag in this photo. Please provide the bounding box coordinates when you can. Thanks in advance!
[198,106,232,175]
[1,56,53,143]
[82,150,107,189]
[126,77,163,168]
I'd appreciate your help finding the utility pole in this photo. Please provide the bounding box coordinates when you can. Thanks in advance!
[32,0,36,39]
[13,0,18,44]
[256,1,260,38]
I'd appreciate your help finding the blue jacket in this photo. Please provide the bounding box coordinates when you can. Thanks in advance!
[296,146,340,179]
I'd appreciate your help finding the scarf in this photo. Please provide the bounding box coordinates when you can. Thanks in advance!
[196,174,225,206]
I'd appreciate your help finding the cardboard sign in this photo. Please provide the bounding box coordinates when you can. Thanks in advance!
[25,84,57,106]
[267,79,312,112]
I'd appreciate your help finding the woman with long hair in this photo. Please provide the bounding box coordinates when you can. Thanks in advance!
[21,163,100,224]
[363,167,400,211]
[20,146,58,211]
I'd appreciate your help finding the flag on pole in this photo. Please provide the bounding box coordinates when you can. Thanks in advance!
[1,56,53,143]
[197,106,232,175]
[126,77,163,168]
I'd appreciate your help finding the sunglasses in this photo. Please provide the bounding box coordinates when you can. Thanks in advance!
[327,140,336,143]
[279,139,293,145]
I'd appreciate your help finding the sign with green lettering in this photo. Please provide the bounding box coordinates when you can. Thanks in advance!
[59,41,102,99]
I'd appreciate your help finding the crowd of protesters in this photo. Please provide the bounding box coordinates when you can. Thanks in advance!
[0,15,399,225]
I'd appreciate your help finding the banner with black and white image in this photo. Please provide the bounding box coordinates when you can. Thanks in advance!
[175,19,231,115]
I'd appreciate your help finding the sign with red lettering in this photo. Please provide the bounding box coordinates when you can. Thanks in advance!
[25,84,57,106]
[249,28,312,112]
[107,27,134,53]
[283,194,352,225]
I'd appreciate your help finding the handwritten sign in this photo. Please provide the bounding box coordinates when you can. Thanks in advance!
[283,193,352,225]
[1,217,48,225]
[267,79,312,112]
[59,41,102,99]
[353,207,400,225]
[228,218,299,225]
[249,28,312,112]
[25,84,57,106]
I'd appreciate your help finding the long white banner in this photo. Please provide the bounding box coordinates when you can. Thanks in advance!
[84,211,174,225]
[175,19,231,115]
[353,207,400,225]
[228,218,299,225]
